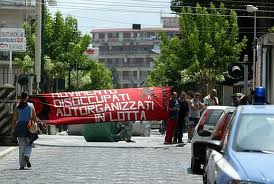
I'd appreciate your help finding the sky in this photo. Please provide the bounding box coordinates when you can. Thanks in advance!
[49,0,173,34]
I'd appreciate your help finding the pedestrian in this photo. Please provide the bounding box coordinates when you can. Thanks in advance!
[239,90,255,105]
[11,91,38,170]
[164,92,180,144]
[173,91,189,144]
[204,89,219,106]
[117,121,135,143]
[231,93,244,107]
[187,92,204,143]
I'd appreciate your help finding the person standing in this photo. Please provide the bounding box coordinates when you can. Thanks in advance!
[12,91,38,170]
[164,92,180,144]
[173,91,189,144]
[204,89,219,106]
[187,92,204,143]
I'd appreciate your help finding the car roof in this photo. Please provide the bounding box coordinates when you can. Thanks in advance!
[238,105,274,114]
[206,106,236,110]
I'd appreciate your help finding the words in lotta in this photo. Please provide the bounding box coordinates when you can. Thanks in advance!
[30,87,171,125]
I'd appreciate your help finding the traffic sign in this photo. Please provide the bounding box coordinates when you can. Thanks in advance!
[0,28,26,52]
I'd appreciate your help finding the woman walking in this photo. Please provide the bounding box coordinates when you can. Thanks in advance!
[12,91,38,170]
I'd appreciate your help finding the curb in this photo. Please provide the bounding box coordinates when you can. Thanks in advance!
[34,142,186,149]
[34,143,175,149]
[0,147,17,159]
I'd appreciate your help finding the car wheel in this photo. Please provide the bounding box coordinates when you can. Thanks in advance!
[191,156,201,174]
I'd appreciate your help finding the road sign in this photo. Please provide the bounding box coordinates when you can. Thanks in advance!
[0,28,26,52]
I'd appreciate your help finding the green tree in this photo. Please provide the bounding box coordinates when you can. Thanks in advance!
[146,3,246,92]
[81,61,113,90]
[15,9,113,91]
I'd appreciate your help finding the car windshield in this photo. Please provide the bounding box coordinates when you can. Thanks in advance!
[234,114,274,152]
[205,109,224,126]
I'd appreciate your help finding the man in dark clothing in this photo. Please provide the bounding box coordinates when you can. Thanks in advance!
[173,91,189,143]
[164,92,180,144]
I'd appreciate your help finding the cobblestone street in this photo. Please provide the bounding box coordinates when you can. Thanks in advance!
[0,133,203,184]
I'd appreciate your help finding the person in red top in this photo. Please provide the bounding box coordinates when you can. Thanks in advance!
[164,92,180,144]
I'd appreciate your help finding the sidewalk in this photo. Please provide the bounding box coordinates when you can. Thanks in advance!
[0,131,188,159]
[0,146,17,159]
[35,130,189,148]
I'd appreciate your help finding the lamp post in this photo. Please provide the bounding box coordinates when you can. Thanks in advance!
[246,5,258,90]
[35,0,57,93]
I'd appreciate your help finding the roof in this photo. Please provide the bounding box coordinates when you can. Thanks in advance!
[206,106,236,110]
[91,27,180,33]
[238,105,274,114]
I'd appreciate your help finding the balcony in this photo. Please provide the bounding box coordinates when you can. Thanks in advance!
[93,37,160,44]
[99,50,159,57]
[0,0,36,8]
[103,62,152,68]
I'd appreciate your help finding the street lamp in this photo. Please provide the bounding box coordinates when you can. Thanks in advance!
[35,0,57,93]
[246,5,258,90]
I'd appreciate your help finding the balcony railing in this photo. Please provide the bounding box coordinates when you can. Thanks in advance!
[103,63,152,68]
[93,37,160,43]
[99,50,158,56]
[0,0,36,7]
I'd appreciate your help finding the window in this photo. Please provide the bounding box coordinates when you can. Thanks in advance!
[123,84,130,88]
[234,114,274,152]
[140,71,148,80]
[133,71,137,80]
[123,32,130,39]
[99,33,105,39]
[0,51,9,60]
[122,71,129,80]
[108,33,112,39]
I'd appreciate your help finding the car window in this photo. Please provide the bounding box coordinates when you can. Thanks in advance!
[205,109,224,126]
[234,114,274,152]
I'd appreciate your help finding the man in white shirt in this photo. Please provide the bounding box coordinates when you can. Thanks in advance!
[204,89,219,106]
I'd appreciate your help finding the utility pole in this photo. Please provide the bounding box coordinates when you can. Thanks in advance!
[41,0,45,92]
[35,0,56,93]
[243,55,249,95]
[35,0,42,92]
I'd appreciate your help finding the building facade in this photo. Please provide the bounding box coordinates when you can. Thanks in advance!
[0,0,36,86]
[256,33,274,104]
[161,16,179,28]
[91,27,179,88]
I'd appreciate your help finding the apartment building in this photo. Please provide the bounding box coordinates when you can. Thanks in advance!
[0,0,36,85]
[91,26,179,88]
[161,16,179,28]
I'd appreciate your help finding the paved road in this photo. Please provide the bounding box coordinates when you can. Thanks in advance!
[0,137,203,184]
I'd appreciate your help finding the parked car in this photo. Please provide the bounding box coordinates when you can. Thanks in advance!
[191,106,236,173]
[202,108,235,181]
[204,105,274,184]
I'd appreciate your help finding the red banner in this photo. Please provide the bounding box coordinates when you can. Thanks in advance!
[30,87,171,125]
